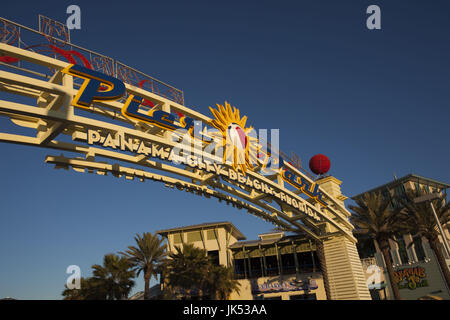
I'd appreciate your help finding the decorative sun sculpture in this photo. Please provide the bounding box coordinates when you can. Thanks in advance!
[209,101,260,174]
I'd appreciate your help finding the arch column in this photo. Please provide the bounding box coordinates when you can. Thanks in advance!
[316,176,372,300]
[318,236,372,300]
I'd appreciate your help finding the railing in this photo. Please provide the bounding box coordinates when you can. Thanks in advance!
[116,61,184,105]
[234,264,318,279]
[0,16,184,105]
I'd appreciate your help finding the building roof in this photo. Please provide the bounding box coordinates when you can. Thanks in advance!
[128,284,161,300]
[156,221,246,240]
[351,173,450,200]
[229,239,276,248]
[128,291,144,300]
[258,231,285,237]
[228,234,309,249]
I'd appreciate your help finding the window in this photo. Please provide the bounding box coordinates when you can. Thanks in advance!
[187,231,202,243]
[233,258,246,278]
[265,255,279,276]
[281,253,296,274]
[206,229,217,240]
[415,182,420,191]
[413,236,426,262]
[296,251,321,273]
[396,235,409,265]
[173,233,182,244]
[208,250,220,266]
[297,252,313,273]
[249,257,263,277]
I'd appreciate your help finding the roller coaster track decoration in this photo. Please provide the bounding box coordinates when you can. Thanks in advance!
[0,16,357,244]
[0,16,182,104]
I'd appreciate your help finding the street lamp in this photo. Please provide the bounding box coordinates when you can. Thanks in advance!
[414,193,450,258]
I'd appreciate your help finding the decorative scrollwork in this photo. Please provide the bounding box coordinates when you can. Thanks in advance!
[0,18,19,45]
[2,15,184,105]
[39,15,70,45]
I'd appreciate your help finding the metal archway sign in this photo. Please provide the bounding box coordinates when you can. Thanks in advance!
[0,18,355,244]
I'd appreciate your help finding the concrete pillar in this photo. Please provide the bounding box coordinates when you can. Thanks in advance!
[319,236,372,300]
[315,176,347,208]
[316,175,371,300]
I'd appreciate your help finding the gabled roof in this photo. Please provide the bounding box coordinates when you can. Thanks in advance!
[156,221,246,240]
[351,174,449,200]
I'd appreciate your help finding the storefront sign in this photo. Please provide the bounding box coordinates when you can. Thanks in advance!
[394,267,428,290]
[252,279,318,294]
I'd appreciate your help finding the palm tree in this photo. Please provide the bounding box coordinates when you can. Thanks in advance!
[396,189,450,289]
[62,277,107,300]
[164,244,211,299]
[92,253,136,300]
[206,265,241,300]
[62,278,85,300]
[162,244,241,300]
[120,232,166,300]
[349,191,403,300]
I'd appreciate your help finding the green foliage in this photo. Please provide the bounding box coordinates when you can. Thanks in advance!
[164,244,210,296]
[207,265,241,300]
[349,191,403,299]
[62,254,135,300]
[119,232,166,299]
[394,188,450,288]
[349,191,403,242]
[62,277,107,300]
[395,189,450,242]
[91,253,136,300]
[162,243,240,300]
[63,235,241,300]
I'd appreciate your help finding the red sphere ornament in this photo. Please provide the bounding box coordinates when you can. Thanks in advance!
[309,154,331,175]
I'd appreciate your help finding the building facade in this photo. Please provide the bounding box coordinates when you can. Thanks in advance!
[154,174,450,300]
[228,231,326,300]
[155,175,373,300]
[156,222,327,300]
[352,174,450,300]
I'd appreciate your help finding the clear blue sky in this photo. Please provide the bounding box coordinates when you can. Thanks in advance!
[0,0,449,299]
